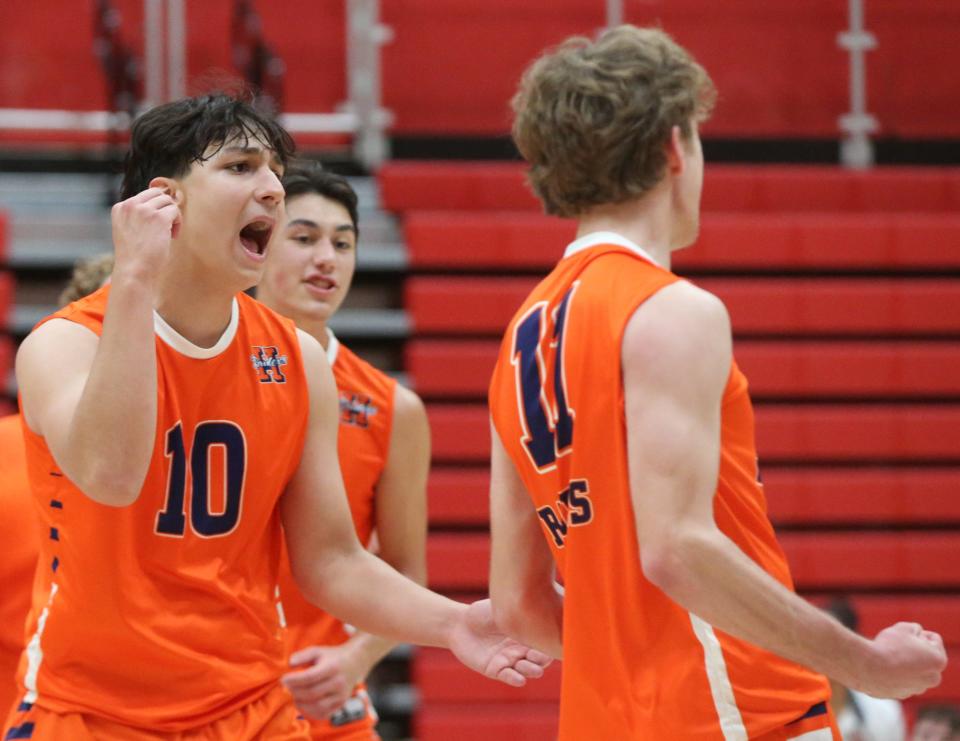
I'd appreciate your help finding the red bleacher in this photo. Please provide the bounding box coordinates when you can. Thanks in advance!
[388,162,960,732]
[382,164,960,214]
[409,277,960,336]
[409,339,960,398]
[404,211,960,271]
[427,466,960,529]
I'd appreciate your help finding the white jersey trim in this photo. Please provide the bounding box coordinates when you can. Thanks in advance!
[787,730,833,741]
[562,230,661,266]
[153,298,239,359]
[689,613,748,741]
[326,328,340,367]
[23,582,59,704]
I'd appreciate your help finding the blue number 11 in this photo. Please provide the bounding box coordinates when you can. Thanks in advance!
[510,284,578,471]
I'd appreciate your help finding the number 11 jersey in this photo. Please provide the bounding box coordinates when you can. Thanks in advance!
[488,232,829,740]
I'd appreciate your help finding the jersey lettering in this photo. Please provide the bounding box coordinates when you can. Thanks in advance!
[155,421,246,538]
[510,283,578,471]
[537,479,593,548]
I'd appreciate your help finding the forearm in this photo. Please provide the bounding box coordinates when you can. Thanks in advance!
[492,582,563,660]
[305,546,463,649]
[645,527,875,689]
[67,274,158,503]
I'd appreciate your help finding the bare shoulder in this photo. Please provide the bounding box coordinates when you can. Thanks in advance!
[294,328,328,372]
[17,319,99,378]
[622,280,732,392]
[16,319,100,432]
[392,383,427,426]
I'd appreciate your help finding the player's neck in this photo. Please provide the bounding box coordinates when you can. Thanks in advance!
[575,191,678,270]
[154,262,239,350]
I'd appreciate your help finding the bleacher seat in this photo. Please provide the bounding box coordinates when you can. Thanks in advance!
[403,211,960,271]
[409,339,960,398]
[426,466,960,529]
[407,277,960,336]
[381,164,960,214]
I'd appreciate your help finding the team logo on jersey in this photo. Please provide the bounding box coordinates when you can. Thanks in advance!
[251,346,288,383]
[339,392,377,428]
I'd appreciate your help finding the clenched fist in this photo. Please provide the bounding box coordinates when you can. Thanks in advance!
[111,186,181,285]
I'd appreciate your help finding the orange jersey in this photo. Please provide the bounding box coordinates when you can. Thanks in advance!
[277,333,395,738]
[488,233,831,740]
[14,286,309,731]
[0,414,39,718]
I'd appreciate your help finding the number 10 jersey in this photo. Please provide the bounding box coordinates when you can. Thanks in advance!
[15,286,309,731]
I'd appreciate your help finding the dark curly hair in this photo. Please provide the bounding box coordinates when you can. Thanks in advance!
[120,93,296,200]
[512,25,716,218]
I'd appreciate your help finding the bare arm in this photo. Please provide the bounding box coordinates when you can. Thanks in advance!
[17,188,179,505]
[285,383,431,715]
[489,421,563,659]
[623,280,946,700]
[281,330,549,686]
[345,384,431,664]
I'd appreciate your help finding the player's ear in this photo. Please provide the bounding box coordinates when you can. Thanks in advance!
[665,126,686,176]
[149,176,183,205]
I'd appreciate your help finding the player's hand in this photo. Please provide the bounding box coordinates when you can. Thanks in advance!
[281,644,364,720]
[856,622,947,699]
[448,598,553,686]
[110,186,181,284]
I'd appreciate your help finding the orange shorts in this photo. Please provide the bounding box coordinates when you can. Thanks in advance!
[755,702,840,741]
[303,684,379,741]
[2,684,311,740]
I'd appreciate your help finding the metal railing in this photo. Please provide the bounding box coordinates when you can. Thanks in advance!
[0,0,392,170]
[838,0,878,168]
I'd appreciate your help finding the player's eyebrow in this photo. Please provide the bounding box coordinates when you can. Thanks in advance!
[287,219,356,234]
[222,145,283,169]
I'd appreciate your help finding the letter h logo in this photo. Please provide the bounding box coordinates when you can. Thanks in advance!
[251,346,288,384]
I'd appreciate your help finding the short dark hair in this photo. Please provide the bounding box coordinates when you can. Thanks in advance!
[120,93,296,200]
[281,161,359,237]
[916,704,960,731]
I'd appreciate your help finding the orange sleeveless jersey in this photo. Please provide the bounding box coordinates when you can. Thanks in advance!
[277,333,396,738]
[0,414,39,718]
[488,233,830,740]
[13,286,309,731]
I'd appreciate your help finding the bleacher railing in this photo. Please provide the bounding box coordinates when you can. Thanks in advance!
[0,0,392,171]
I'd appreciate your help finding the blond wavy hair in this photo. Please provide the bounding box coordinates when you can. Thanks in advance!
[59,253,114,306]
[511,25,716,217]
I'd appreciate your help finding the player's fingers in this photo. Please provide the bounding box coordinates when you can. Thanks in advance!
[897,622,923,635]
[495,667,527,687]
[126,187,166,204]
[281,664,339,690]
[289,646,323,666]
[525,648,552,667]
[512,659,545,679]
[288,674,347,702]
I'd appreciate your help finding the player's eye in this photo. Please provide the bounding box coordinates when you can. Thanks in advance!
[228,162,251,173]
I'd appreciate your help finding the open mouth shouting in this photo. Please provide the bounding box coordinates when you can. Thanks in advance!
[239,217,275,261]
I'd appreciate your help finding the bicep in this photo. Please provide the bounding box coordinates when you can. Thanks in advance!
[621,283,732,546]
[373,384,429,582]
[16,320,97,440]
[280,332,364,593]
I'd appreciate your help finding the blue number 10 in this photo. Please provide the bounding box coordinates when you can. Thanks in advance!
[155,421,246,538]
[510,284,578,471]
